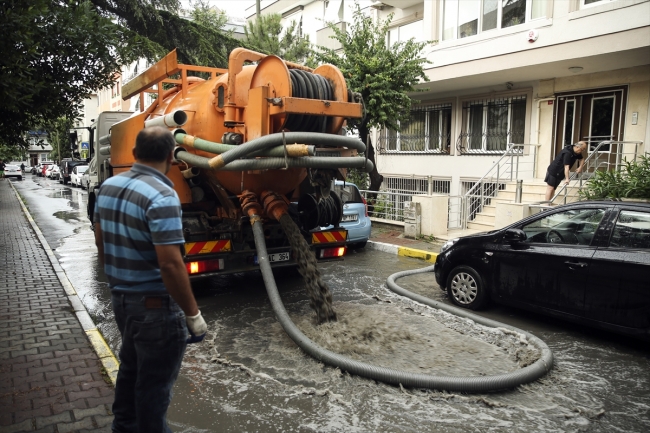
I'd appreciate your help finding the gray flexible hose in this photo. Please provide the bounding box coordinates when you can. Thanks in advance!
[175,150,374,172]
[174,133,316,158]
[252,222,554,392]
[216,132,366,165]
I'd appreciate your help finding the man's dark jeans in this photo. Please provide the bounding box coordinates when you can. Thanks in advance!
[111,293,187,433]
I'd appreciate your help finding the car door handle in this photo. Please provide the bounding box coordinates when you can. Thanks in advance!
[564,261,588,269]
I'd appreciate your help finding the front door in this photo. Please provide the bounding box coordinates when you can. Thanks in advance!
[554,86,627,157]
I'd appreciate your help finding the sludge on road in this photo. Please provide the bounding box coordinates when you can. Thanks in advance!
[13,177,650,433]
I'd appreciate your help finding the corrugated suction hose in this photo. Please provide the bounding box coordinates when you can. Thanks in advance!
[251,221,554,392]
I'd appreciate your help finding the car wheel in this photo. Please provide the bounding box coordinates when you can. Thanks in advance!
[18,176,22,181]
[446,265,488,310]
[349,240,367,249]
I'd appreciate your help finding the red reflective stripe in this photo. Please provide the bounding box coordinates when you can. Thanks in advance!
[187,242,204,255]
[210,240,230,252]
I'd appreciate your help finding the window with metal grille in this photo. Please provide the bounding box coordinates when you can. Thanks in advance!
[380,103,452,154]
[457,95,526,154]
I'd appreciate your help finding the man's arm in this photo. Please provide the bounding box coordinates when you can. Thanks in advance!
[94,223,105,267]
[155,244,199,317]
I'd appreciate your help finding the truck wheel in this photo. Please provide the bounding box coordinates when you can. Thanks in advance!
[446,265,488,310]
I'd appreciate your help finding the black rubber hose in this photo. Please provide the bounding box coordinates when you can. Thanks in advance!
[251,223,554,392]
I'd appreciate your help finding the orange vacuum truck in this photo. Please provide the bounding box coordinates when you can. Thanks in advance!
[88,49,372,281]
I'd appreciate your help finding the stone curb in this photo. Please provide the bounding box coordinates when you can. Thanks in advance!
[367,240,438,263]
[9,181,119,386]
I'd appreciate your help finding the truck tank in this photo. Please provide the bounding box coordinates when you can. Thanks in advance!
[92,49,371,295]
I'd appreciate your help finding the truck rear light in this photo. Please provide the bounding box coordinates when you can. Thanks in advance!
[186,259,224,274]
[319,247,346,259]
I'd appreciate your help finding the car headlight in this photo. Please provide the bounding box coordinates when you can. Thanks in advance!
[440,238,459,253]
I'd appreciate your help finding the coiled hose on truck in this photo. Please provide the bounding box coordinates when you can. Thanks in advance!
[251,219,554,393]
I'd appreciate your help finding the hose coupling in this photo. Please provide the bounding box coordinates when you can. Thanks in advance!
[260,191,289,221]
[239,190,262,222]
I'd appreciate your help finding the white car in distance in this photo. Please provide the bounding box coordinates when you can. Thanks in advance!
[71,165,88,187]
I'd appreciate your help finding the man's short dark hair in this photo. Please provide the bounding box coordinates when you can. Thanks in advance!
[134,127,175,163]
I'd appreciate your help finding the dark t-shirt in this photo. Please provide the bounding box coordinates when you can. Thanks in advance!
[0,162,5,171]
[548,146,583,176]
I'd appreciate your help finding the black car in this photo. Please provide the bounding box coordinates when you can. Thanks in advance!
[435,201,650,339]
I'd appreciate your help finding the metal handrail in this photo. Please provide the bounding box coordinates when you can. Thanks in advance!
[462,143,540,228]
[550,140,643,204]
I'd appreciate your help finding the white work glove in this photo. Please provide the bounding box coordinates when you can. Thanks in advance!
[186,310,208,344]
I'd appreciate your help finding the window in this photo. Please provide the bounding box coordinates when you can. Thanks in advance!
[388,20,424,46]
[522,208,606,245]
[443,0,547,41]
[582,0,618,8]
[459,95,526,153]
[610,211,650,249]
[381,103,452,154]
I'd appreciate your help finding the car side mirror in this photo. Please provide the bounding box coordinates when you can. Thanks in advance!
[504,228,526,243]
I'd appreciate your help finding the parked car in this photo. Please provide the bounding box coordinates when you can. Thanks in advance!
[71,165,88,187]
[81,157,97,190]
[330,180,371,249]
[45,164,58,179]
[49,165,60,180]
[435,201,650,339]
[4,164,22,180]
[40,164,53,177]
[60,159,86,185]
[34,161,52,176]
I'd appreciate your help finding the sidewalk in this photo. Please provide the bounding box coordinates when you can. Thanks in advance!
[0,181,114,433]
[367,222,443,263]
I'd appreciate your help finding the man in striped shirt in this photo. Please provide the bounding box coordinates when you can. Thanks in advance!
[94,126,207,433]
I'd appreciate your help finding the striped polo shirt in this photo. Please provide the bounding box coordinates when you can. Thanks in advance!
[94,163,184,293]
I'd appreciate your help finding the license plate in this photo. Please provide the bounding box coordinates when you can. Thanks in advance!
[341,214,358,222]
[254,252,290,264]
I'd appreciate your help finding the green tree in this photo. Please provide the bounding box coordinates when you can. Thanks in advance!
[90,0,241,67]
[315,2,429,192]
[0,0,129,148]
[45,118,76,163]
[244,13,312,63]
[1,0,242,150]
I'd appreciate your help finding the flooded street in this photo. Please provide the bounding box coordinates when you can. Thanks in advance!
[11,175,650,432]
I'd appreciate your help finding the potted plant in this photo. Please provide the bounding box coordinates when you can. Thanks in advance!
[579,154,650,201]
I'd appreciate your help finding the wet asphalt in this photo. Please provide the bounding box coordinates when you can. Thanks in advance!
[10,174,650,433]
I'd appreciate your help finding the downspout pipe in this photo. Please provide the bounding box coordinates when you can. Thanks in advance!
[251,225,554,392]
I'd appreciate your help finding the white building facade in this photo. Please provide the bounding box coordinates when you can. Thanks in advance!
[248,0,650,201]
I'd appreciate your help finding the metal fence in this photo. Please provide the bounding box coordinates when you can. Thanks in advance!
[361,175,452,223]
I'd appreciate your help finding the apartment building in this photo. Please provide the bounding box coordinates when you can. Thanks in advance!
[248,0,650,204]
